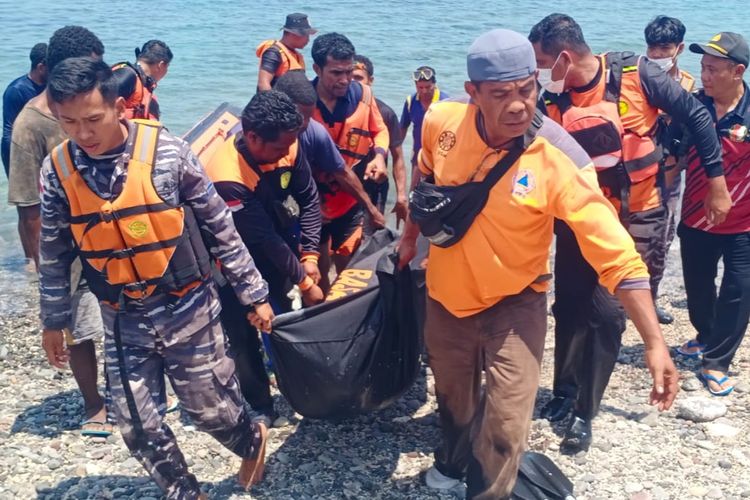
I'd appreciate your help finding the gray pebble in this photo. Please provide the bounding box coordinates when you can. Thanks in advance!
[46,459,62,470]
[706,488,724,499]
[718,459,732,469]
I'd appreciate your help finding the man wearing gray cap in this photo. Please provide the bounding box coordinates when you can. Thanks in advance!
[398,28,678,498]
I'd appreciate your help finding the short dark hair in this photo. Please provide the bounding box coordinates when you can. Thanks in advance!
[354,54,374,77]
[47,57,118,105]
[644,16,687,46]
[29,43,47,70]
[241,90,303,142]
[47,26,105,72]
[311,33,355,68]
[273,70,317,106]
[528,13,590,57]
[136,40,173,65]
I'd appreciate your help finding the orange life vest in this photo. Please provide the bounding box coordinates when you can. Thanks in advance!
[50,120,211,304]
[679,70,696,93]
[204,134,299,192]
[545,53,663,217]
[312,82,375,219]
[255,40,305,77]
[112,62,158,120]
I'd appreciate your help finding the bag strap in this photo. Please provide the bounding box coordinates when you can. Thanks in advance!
[480,109,544,188]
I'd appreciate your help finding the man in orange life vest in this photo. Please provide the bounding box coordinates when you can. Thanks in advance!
[38,57,273,498]
[530,13,729,452]
[310,33,389,290]
[256,13,317,91]
[397,28,677,498]
[674,32,750,395]
[112,40,172,120]
[644,15,696,325]
[205,90,325,425]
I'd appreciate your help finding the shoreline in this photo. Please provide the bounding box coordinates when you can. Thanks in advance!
[0,240,748,499]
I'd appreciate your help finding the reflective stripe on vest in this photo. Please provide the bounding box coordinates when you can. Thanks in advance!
[50,121,190,300]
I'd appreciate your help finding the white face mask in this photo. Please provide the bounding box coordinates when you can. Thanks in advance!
[537,53,569,94]
[649,56,675,73]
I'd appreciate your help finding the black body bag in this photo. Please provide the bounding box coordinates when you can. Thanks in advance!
[269,229,425,419]
[409,110,543,248]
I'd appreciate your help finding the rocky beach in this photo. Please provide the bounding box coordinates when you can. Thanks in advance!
[0,238,748,500]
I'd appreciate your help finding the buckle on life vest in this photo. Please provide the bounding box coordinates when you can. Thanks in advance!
[110,247,136,260]
[123,281,148,292]
[99,209,119,223]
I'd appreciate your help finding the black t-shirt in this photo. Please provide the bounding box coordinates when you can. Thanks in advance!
[376,98,403,149]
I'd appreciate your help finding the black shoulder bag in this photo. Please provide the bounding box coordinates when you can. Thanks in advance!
[409,110,543,248]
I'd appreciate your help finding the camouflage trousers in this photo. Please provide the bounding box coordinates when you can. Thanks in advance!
[101,281,262,500]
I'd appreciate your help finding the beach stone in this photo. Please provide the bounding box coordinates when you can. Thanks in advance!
[689,485,710,497]
[696,440,717,450]
[705,422,741,439]
[734,382,749,393]
[637,412,659,427]
[0,345,8,360]
[593,441,612,452]
[273,416,290,427]
[718,459,732,469]
[677,397,727,422]
[706,488,724,499]
[626,482,644,494]
[682,377,702,392]
[575,482,589,494]
[631,491,652,500]
[47,459,62,470]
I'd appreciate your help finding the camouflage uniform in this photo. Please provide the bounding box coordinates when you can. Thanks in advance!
[39,122,269,499]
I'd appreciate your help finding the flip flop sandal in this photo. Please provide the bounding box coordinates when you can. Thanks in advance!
[238,422,268,490]
[80,419,113,438]
[166,396,180,414]
[676,339,706,358]
[699,372,734,396]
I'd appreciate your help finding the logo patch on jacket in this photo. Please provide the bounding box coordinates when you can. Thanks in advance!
[280,171,292,189]
[512,169,535,198]
[128,220,148,238]
[728,124,749,142]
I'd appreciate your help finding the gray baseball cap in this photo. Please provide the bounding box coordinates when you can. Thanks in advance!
[467,29,537,82]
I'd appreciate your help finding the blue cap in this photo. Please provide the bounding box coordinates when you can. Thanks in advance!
[467,29,537,82]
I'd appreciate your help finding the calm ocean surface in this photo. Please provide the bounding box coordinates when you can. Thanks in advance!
[0,0,747,273]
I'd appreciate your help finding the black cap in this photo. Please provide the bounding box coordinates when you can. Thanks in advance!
[282,13,318,36]
[690,32,749,66]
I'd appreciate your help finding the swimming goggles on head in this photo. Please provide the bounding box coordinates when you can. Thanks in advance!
[412,67,435,81]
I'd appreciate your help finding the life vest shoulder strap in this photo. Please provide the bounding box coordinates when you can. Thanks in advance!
[359,82,373,107]
[50,139,76,181]
[129,120,162,166]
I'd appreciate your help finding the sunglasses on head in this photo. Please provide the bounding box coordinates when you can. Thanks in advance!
[412,67,435,81]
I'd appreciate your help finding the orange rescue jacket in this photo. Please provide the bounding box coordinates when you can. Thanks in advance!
[255,40,305,77]
[312,83,376,219]
[545,53,663,216]
[112,62,158,121]
[50,120,211,303]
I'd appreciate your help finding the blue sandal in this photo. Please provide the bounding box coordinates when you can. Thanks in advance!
[676,339,706,358]
[80,419,113,437]
[699,372,734,396]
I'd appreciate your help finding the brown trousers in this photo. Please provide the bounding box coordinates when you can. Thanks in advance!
[425,289,547,500]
